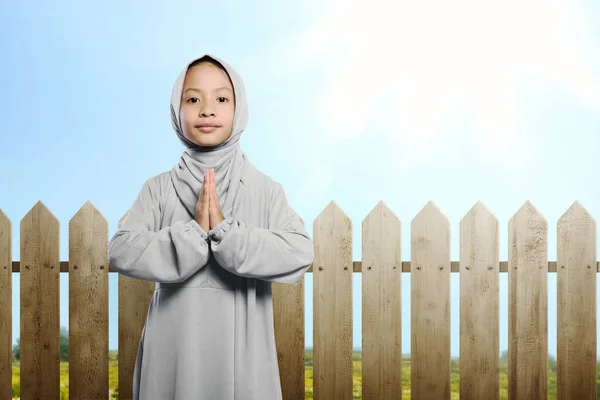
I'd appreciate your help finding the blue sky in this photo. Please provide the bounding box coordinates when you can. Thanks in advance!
[1,0,599,358]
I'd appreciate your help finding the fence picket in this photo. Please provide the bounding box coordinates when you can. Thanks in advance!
[508,201,548,399]
[362,201,402,399]
[0,210,12,400]
[313,201,353,399]
[556,201,597,399]
[459,201,499,399]
[411,201,451,399]
[20,201,61,398]
[68,201,110,399]
[272,280,305,399]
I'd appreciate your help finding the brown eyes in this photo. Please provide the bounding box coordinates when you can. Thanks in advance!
[187,97,228,104]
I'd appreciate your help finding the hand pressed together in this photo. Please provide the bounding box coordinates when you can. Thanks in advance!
[195,168,225,233]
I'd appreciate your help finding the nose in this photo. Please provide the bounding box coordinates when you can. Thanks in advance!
[199,103,215,117]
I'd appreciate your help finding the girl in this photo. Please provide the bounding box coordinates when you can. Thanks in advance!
[108,54,314,400]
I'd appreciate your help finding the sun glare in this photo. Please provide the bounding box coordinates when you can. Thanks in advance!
[258,0,598,149]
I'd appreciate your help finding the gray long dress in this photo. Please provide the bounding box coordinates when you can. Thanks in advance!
[108,161,314,399]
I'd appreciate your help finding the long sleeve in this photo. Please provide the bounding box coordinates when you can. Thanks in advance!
[208,182,314,285]
[108,178,211,283]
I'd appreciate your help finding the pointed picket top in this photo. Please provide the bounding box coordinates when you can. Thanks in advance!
[510,200,544,219]
[460,201,499,247]
[508,200,547,234]
[508,200,548,266]
[69,200,108,238]
[20,200,59,230]
[463,200,494,218]
[316,200,345,217]
[69,200,108,226]
[362,200,401,262]
[363,200,400,224]
[460,200,498,235]
[362,201,401,267]
[558,200,596,227]
[314,200,351,232]
[556,200,596,268]
[507,200,548,276]
[19,200,60,266]
[410,200,450,230]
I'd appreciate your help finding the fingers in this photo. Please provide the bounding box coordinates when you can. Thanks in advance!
[209,168,215,211]
[201,170,204,201]
[207,170,211,204]
[200,171,204,202]
[208,168,213,205]
[206,169,213,214]
[213,169,217,199]
[210,169,220,217]
[202,170,209,212]
[210,169,223,220]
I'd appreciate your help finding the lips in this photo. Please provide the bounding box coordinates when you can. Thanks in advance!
[196,125,220,133]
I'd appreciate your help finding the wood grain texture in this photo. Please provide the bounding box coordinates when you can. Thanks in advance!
[273,279,305,400]
[557,201,597,399]
[20,201,61,398]
[313,202,353,400]
[411,201,451,400]
[362,201,402,399]
[459,201,499,399]
[508,201,548,399]
[0,209,12,400]
[69,201,109,399]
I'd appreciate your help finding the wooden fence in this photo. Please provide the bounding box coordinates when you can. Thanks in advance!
[0,199,597,399]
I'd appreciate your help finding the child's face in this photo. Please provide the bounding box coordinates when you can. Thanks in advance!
[180,62,236,147]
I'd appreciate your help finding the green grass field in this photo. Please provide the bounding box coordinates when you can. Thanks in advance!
[10,350,581,399]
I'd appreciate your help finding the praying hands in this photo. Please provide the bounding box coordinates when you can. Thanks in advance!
[194,168,225,233]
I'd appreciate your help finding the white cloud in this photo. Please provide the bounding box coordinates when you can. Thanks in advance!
[250,0,599,192]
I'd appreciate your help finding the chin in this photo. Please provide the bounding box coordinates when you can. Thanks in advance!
[187,134,222,147]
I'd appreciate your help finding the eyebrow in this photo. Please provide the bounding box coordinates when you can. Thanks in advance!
[183,87,233,94]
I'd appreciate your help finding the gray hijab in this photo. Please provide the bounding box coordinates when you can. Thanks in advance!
[169,54,249,220]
